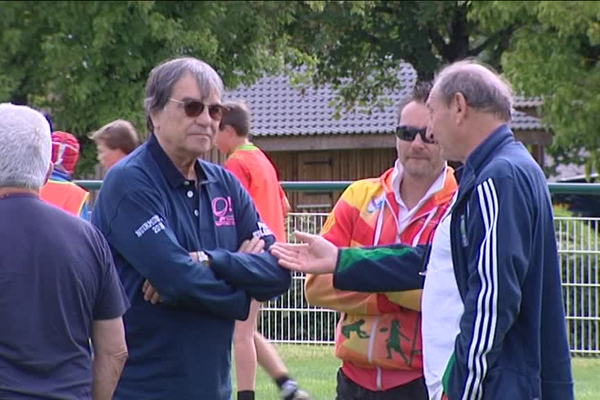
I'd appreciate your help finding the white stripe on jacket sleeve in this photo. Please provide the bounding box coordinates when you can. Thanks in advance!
[461,178,499,400]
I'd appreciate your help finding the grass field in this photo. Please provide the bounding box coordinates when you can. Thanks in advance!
[235,344,600,399]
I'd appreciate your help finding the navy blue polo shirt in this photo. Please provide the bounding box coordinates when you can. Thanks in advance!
[0,194,128,399]
[91,134,290,400]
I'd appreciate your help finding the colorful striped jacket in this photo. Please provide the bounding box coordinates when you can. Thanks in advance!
[305,165,457,391]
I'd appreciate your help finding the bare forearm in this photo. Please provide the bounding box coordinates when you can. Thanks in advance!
[92,349,128,400]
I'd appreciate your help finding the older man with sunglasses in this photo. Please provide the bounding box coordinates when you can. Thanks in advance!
[91,57,291,400]
[305,82,458,399]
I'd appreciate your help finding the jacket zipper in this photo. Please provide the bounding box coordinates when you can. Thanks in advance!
[367,316,380,365]
[371,193,434,391]
[450,194,470,296]
[370,201,387,391]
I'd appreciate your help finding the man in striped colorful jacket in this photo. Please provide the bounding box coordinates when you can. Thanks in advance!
[305,82,458,399]
[272,60,574,400]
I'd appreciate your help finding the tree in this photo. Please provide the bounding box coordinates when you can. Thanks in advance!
[0,1,301,173]
[284,1,517,113]
[8,1,593,176]
[470,1,600,175]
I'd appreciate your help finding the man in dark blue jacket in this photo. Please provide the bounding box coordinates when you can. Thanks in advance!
[271,60,574,400]
[92,57,291,400]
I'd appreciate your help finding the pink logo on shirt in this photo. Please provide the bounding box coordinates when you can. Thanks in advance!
[212,196,235,227]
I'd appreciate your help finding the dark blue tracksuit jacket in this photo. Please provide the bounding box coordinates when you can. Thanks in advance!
[91,134,291,400]
[332,125,574,400]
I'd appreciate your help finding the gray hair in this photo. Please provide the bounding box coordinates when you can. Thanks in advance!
[433,60,514,122]
[0,103,51,190]
[144,57,224,133]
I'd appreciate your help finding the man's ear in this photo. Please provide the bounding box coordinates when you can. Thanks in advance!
[150,110,161,134]
[223,125,241,142]
[454,92,468,124]
[44,162,54,185]
[220,124,233,136]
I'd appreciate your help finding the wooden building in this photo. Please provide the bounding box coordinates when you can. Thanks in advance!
[226,64,551,210]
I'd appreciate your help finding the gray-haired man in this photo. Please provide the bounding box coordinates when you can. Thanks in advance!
[91,57,291,400]
[272,60,574,400]
[0,103,129,399]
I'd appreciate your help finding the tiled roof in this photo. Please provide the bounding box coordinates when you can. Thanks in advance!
[514,95,544,108]
[226,64,546,137]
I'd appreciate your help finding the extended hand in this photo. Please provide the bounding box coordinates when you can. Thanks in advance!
[270,231,338,274]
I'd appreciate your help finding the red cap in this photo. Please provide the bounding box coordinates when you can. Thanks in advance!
[51,131,80,175]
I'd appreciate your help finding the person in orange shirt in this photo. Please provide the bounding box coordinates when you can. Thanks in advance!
[40,131,90,219]
[216,101,309,400]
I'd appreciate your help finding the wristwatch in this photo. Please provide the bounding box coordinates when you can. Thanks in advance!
[197,251,210,267]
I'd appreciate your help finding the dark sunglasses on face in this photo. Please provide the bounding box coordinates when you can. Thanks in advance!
[395,125,435,144]
[169,98,228,121]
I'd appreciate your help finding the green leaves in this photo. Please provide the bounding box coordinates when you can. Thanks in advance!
[3,0,598,176]
[473,1,600,175]
[284,1,517,116]
[0,1,307,175]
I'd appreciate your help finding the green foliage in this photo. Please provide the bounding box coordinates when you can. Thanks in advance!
[4,0,599,175]
[282,1,600,166]
[0,1,302,175]
[554,203,575,218]
[285,1,517,116]
[471,1,600,175]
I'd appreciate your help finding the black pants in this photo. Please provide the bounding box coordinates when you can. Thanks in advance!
[336,368,429,400]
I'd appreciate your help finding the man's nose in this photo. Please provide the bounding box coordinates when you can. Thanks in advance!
[411,132,427,148]
[194,106,212,126]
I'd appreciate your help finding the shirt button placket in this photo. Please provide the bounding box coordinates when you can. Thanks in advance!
[184,181,197,218]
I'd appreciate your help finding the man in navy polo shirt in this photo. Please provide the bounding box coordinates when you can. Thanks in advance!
[0,103,129,399]
[91,57,292,400]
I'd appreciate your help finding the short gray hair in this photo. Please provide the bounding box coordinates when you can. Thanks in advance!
[0,103,51,190]
[433,60,514,122]
[144,57,224,133]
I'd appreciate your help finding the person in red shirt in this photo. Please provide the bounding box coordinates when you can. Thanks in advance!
[216,101,308,400]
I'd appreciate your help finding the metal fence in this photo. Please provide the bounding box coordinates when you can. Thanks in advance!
[75,180,600,354]
[556,217,600,355]
[258,213,600,356]
[259,213,336,344]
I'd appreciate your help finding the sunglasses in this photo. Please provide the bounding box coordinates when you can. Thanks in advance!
[169,98,228,121]
[395,125,435,144]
